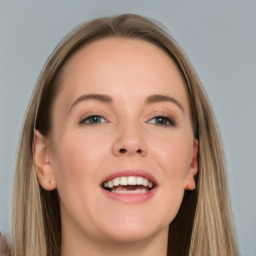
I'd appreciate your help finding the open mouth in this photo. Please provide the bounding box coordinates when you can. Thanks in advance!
[102,176,155,194]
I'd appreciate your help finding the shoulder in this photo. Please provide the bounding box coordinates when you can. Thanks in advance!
[0,233,10,256]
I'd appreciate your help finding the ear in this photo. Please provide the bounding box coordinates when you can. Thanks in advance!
[33,130,57,191]
[184,139,199,191]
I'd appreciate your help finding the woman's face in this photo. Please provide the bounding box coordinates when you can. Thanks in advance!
[36,37,198,244]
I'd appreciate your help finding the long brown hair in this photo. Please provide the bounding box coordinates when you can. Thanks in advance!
[12,14,239,256]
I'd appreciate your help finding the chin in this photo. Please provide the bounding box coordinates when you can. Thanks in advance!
[95,211,170,244]
[102,225,166,243]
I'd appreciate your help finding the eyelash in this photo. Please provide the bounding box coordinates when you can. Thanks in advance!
[79,115,176,127]
[79,115,107,125]
[147,115,176,127]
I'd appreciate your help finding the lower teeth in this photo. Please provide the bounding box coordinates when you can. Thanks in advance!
[111,190,149,194]
[103,184,153,193]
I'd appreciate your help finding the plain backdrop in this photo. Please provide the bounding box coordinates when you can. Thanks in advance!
[0,1,255,255]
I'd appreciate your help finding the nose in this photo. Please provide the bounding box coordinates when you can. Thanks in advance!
[111,123,148,157]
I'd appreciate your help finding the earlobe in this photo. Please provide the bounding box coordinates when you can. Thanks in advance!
[33,130,57,191]
[184,139,199,191]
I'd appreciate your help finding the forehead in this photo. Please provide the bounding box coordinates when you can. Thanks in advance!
[56,37,190,110]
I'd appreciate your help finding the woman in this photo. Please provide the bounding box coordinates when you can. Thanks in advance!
[11,14,239,256]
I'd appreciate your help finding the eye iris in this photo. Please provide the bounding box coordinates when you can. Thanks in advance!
[89,116,101,124]
[156,117,168,125]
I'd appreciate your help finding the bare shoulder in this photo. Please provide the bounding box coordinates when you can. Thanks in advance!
[0,233,9,256]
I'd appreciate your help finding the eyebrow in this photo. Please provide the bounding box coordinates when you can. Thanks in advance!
[70,94,113,111]
[70,93,184,112]
[146,94,184,112]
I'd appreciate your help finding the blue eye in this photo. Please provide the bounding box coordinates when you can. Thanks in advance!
[148,116,176,127]
[79,115,106,125]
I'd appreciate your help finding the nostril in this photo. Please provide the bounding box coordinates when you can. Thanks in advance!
[119,148,143,154]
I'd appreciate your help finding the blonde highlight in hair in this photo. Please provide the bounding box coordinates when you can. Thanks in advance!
[12,14,239,256]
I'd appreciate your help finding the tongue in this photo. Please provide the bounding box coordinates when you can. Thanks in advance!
[110,185,147,192]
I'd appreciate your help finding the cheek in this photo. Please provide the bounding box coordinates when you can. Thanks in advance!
[53,129,105,169]
[152,134,193,217]
[154,134,193,179]
[50,131,106,204]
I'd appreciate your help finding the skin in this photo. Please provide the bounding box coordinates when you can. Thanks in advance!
[34,37,198,256]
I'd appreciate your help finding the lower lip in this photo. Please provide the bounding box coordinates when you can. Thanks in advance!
[101,187,157,204]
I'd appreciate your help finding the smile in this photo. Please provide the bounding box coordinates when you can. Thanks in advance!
[101,170,157,203]
[103,176,154,193]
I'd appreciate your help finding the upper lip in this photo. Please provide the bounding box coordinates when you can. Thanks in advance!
[101,169,158,186]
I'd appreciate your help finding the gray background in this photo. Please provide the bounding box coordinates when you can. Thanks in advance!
[0,1,255,255]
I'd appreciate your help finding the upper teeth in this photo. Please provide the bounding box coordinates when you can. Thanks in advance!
[103,176,153,189]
